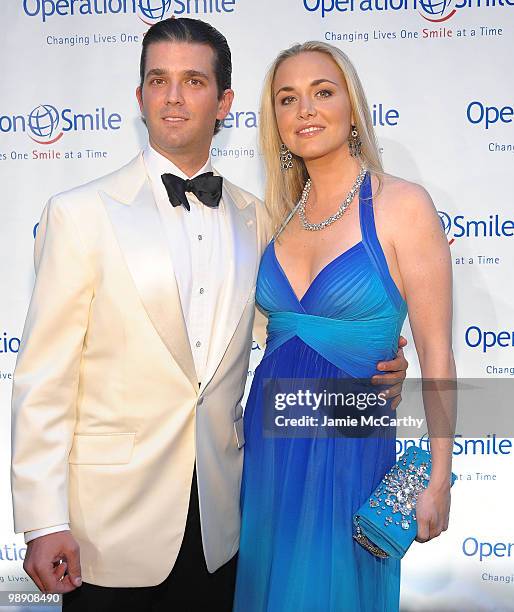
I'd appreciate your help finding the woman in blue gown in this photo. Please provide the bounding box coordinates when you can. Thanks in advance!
[234,42,455,612]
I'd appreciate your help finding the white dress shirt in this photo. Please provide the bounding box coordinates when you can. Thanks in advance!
[25,144,229,544]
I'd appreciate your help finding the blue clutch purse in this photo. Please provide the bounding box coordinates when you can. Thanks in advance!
[353,445,457,559]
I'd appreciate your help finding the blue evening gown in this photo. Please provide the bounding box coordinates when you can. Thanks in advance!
[234,173,408,611]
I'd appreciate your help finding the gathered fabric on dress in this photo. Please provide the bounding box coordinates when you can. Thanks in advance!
[234,173,407,612]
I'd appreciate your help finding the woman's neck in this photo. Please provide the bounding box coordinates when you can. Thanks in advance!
[304,148,362,211]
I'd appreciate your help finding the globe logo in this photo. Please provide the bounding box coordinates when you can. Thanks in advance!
[419,0,456,21]
[438,211,452,235]
[138,0,172,21]
[28,104,61,143]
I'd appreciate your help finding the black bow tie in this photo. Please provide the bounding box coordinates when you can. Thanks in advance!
[161,172,223,212]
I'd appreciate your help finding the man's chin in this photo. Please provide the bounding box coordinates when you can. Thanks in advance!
[151,137,192,157]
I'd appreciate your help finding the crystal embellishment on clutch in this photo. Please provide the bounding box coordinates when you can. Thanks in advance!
[367,451,430,531]
[353,445,456,559]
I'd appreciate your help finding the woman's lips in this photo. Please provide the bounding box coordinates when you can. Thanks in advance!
[296,125,325,137]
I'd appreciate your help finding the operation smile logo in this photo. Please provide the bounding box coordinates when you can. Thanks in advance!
[1,333,20,354]
[467,101,514,130]
[396,433,513,456]
[302,0,513,23]
[438,211,455,245]
[437,210,514,246]
[438,104,514,246]
[0,104,122,144]
[0,544,26,561]
[22,0,237,24]
[417,0,456,22]
[462,537,514,562]
[138,0,172,24]
[465,325,514,353]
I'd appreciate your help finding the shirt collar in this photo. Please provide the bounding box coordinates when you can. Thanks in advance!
[143,143,212,185]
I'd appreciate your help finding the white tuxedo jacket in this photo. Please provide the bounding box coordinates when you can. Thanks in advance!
[11,153,270,587]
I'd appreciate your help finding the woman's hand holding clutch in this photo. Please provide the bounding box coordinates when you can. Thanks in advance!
[414,481,451,543]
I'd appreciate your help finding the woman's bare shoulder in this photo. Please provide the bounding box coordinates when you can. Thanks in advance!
[372,173,435,221]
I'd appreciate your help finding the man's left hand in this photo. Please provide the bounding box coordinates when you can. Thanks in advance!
[372,336,409,410]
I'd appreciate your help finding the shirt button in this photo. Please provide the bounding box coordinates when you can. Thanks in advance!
[199,288,205,295]
[198,234,203,241]
[196,341,201,348]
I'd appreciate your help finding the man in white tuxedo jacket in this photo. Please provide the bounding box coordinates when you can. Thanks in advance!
[11,17,272,611]
[11,16,407,612]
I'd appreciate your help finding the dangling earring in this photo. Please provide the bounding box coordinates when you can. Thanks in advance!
[348,125,362,158]
[280,143,293,171]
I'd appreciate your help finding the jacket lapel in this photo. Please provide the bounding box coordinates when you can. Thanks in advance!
[100,154,198,392]
[200,177,258,392]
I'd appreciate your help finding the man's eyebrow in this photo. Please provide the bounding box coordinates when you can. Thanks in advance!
[145,68,210,80]
[183,69,210,80]
[145,68,167,78]
[274,78,338,97]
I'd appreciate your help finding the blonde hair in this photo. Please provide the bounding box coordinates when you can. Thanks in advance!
[259,41,384,233]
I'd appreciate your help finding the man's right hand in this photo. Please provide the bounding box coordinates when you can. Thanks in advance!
[23,531,82,593]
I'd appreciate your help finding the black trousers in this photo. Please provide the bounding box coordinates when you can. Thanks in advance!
[62,468,237,612]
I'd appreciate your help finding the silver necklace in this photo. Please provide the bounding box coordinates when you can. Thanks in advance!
[297,166,367,231]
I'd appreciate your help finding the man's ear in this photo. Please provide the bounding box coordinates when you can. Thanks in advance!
[136,86,144,115]
[216,88,235,122]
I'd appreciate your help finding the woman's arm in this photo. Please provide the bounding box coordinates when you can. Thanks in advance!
[391,180,456,542]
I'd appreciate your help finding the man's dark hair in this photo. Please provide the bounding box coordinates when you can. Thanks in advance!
[140,18,232,135]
